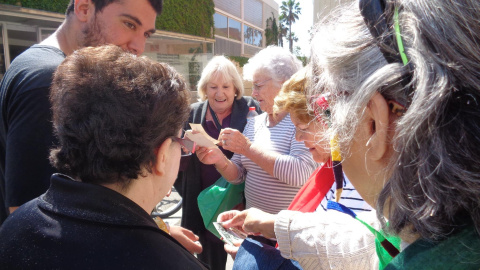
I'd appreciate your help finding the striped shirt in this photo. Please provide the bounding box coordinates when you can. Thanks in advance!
[318,174,373,213]
[230,113,317,214]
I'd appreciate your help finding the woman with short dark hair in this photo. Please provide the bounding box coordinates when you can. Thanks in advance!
[0,45,208,269]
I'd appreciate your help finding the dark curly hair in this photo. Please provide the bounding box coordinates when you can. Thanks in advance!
[66,0,163,16]
[50,45,190,187]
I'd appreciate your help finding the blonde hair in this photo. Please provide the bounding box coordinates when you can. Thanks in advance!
[196,55,244,101]
[274,67,312,124]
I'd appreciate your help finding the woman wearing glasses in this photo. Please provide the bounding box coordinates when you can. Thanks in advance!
[0,46,208,269]
[177,55,261,270]
[196,46,317,244]
[221,0,480,269]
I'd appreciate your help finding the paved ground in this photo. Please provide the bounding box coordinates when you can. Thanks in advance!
[161,191,234,270]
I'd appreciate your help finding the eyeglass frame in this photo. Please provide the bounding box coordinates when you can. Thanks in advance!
[171,137,196,157]
[252,78,272,92]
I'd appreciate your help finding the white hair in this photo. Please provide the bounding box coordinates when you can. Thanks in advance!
[197,55,244,101]
[310,0,480,241]
[243,46,302,85]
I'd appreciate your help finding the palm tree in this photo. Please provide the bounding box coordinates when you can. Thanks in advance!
[265,12,279,46]
[280,0,301,52]
[278,14,288,48]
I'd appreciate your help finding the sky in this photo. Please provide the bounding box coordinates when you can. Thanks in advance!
[273,0,313,57]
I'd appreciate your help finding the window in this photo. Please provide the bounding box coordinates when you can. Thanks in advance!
[244,25,263,47]
[228,18,241,41]
[214,13,228,38]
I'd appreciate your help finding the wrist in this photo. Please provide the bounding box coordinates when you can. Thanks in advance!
[214,155,229,171]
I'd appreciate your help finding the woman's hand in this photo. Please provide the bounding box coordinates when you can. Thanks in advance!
[195,146,225,165]
[224,240,243,260]
[218,208,276,239]
[169,225,203,254]
[220,128,251,156]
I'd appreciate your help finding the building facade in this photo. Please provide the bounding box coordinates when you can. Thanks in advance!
[0,3,215,96]
[214,0,278,57]
[0,1,277,98]
[313,0,352,24]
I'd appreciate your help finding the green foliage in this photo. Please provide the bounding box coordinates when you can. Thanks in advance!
[0,0,69,14]
[156,0,214,38]
[0,0,215,38]
[296,56,308,67]
[226,56,249,67]
[265,12,279,46]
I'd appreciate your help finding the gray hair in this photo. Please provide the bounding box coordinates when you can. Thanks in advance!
[310,0,480,241]
[243,45,302,85]
[197,55,244,101]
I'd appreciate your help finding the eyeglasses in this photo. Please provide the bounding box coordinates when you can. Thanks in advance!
[172,137,196,157]
[252,78,272,91]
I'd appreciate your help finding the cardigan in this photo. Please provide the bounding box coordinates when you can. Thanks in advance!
[384,224,480,270]
[177,96,261,237]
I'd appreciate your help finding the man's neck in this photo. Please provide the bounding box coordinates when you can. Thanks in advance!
[41,19,81,56]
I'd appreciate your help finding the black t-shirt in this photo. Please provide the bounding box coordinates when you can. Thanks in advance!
[0,45,66,224]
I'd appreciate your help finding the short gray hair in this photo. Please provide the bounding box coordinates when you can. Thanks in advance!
[197,55,244,101]
[243,46,302,85]
[310,0,480,241]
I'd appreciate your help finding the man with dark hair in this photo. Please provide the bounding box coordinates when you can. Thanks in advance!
[0,0,161,224]
[0,45,208,269]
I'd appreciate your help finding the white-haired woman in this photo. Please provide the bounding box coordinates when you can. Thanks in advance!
[177,55,260,270]
[196,46,317,244]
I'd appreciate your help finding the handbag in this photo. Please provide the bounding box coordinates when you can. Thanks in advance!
[197,176,245,239]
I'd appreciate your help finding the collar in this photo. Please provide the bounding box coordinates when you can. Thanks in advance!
[40,174,158,229]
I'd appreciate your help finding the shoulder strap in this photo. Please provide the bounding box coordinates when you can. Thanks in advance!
[208,103,222,133]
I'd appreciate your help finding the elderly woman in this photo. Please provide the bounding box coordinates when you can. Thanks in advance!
[0,46,207,269]
[310,0,480,268]
[219,68,378,270]
[222,0,480,269]
[197,46,317,220]
[177,55,260,270]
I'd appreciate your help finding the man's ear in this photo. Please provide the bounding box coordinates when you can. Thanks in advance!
[365,92,390,161]
[153,139,173,177]
[74,0,95,22]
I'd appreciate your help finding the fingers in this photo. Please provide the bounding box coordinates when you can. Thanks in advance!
[169,226,203,254]
[217,210,241,223]
[220,210,247,229]
[223,240,242,260]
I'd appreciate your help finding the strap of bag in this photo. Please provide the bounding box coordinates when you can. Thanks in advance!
[208,103,222,133]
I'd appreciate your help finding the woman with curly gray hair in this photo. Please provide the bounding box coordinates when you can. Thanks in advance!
[308,0,480,268]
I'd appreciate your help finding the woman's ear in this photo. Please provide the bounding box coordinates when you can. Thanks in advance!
[365,92,390,161]
[153,139,173,177]
[74,0,95,22]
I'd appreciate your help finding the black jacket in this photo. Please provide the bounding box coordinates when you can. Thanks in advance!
[0,174,208,270]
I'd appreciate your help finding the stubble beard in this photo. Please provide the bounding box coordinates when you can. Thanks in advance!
[81,15,107,48]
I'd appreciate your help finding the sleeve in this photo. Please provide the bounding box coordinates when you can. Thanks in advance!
[275,210,379,270]
[227,118,254,185]
[5,87,56,207]
[228,152,246,185]
[273,127,318,187]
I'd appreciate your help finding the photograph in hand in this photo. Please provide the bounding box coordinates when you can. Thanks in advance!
[213,222,247,245]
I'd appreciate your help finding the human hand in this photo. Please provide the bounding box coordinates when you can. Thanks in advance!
[169,225,203,254]
[219,128,251,155]
[218,208,276,239]
[195,146,224,165]
[224,239,243,260]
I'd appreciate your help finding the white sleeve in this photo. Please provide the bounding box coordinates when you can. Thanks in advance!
[275,210,379,270]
